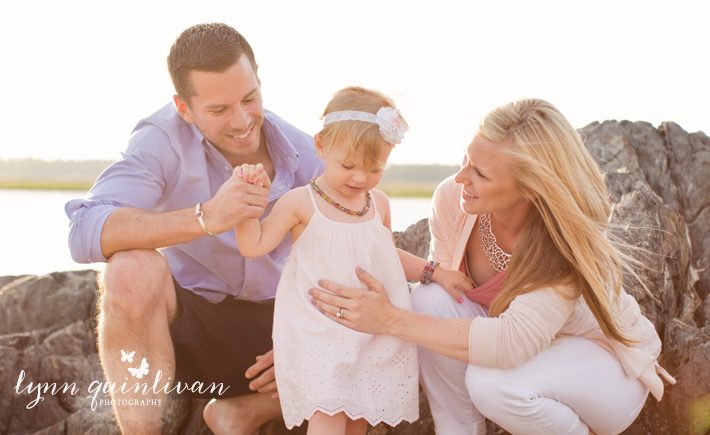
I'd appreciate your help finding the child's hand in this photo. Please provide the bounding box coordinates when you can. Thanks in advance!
[432,267,473,303]
[236,163,271,189]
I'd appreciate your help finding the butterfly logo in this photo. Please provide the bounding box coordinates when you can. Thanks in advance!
[127,358,150,379]
[121,350,135,363]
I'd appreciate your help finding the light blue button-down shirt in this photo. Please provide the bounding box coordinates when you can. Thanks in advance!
[66,103,323,303]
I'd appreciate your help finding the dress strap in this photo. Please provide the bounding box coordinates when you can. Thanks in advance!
[306,182,319,209]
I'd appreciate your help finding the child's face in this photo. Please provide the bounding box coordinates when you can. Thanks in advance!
[315,136,392,198]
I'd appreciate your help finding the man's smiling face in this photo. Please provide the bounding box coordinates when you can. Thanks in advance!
[174,54,264,164]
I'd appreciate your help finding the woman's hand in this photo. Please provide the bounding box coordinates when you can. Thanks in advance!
[312,266,475,363]
[431,268,473,303]
[308,267,401,335]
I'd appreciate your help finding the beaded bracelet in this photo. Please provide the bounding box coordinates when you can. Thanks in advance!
[420,261,440,285]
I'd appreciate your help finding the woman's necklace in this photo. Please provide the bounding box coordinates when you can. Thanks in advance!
[479,213,511,272]
[309,177,371,216]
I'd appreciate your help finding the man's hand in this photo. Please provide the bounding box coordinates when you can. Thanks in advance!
[200,167,270,235]
[245,349,278,398]
[235,163,271,189]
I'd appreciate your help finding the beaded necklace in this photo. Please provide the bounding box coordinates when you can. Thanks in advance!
[479,213,511,272]
[309,177,372,217]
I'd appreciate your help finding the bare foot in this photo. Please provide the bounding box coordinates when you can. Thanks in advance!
[203,393,281,435]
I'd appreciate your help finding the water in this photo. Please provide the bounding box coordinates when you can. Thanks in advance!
[0,190,431,277]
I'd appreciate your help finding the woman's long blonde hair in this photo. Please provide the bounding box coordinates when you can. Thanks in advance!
[484,99,633,346]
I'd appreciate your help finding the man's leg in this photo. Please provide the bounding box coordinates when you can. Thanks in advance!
[202,347,282,435]
[100,249,282,435]
[203,393,282,435]
[98,249,179,434]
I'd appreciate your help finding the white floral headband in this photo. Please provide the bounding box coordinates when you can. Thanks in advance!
[322,107,409,145]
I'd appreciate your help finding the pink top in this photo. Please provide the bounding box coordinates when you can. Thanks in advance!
[458,252,505,308]
[429,176,675,401]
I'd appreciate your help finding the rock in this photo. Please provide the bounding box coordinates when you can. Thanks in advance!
[581,121,710,435]
[0,270,210,435]
[696,296,710,327]
[581,121,710,304]
[1,120,708,434]
[608,188,693,332]
[638,323,710,435]
[393,218,431,260]
[0,272,98,335]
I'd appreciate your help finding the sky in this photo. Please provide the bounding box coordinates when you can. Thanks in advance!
[1,0,708,165]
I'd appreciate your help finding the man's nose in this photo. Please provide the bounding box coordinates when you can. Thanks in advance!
[230,106,250,130]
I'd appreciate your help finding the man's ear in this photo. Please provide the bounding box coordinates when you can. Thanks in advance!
[314,134,326,159]
[173,95,195,124]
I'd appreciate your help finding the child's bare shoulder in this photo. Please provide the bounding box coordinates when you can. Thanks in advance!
[282,185,310,199]
[371,189,391,208]
[276,185,312,210]
[276,185,315,226]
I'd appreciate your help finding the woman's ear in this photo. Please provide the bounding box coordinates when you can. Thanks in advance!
[522,188,539,202]
[314,135,326,159]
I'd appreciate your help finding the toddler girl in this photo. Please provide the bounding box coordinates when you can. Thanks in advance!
[235,86,472,435]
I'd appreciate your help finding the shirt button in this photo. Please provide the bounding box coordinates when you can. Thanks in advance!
[225,165,230,171]
[243,292,249,298]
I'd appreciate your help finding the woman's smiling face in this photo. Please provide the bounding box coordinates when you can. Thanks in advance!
[454,135,528,216]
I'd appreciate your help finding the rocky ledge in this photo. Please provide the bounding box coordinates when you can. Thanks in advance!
[1,120,709,434]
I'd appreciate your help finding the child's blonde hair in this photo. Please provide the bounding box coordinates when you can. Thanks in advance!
[317,86,408,169]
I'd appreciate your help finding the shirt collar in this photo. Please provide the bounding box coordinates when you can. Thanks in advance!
[196,110,300,181]
[262,110,299,173]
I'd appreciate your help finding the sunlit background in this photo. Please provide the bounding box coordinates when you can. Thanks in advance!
[2,0,708,165]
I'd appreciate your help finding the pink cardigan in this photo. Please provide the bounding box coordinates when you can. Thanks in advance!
[429,176,675,400]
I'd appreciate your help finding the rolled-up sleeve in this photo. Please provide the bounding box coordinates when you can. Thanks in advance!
[66,126,179,263]
[429,177,458,269]
[468,286,579,368]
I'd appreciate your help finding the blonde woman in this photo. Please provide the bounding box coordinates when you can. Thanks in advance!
[309,98,675,435]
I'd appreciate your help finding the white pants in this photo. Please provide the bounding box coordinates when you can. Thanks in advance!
[411,283,649,435]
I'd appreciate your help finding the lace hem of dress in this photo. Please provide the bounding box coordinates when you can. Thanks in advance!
[285,405,419,429]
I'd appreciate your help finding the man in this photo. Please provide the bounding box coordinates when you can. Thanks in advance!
[66,23,323,434]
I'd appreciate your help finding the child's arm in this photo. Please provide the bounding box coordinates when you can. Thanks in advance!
[373,189,472,302]
[234,165,300,258]
[397,249,472,302]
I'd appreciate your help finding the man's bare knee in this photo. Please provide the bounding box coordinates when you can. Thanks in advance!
[99,249,174,321]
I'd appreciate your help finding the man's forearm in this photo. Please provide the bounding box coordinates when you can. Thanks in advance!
[100,207,207,258]
[99,177,269,258]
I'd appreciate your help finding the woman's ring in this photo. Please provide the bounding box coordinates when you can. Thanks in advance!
[337,307,345,318]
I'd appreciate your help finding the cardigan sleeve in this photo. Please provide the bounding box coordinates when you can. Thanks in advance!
[429,176,459,269]
[468,286,579,368]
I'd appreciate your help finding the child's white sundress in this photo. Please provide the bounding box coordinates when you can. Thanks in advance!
[273,186,419,429]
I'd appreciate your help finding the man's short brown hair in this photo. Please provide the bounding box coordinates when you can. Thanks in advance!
[167,23,257,104]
